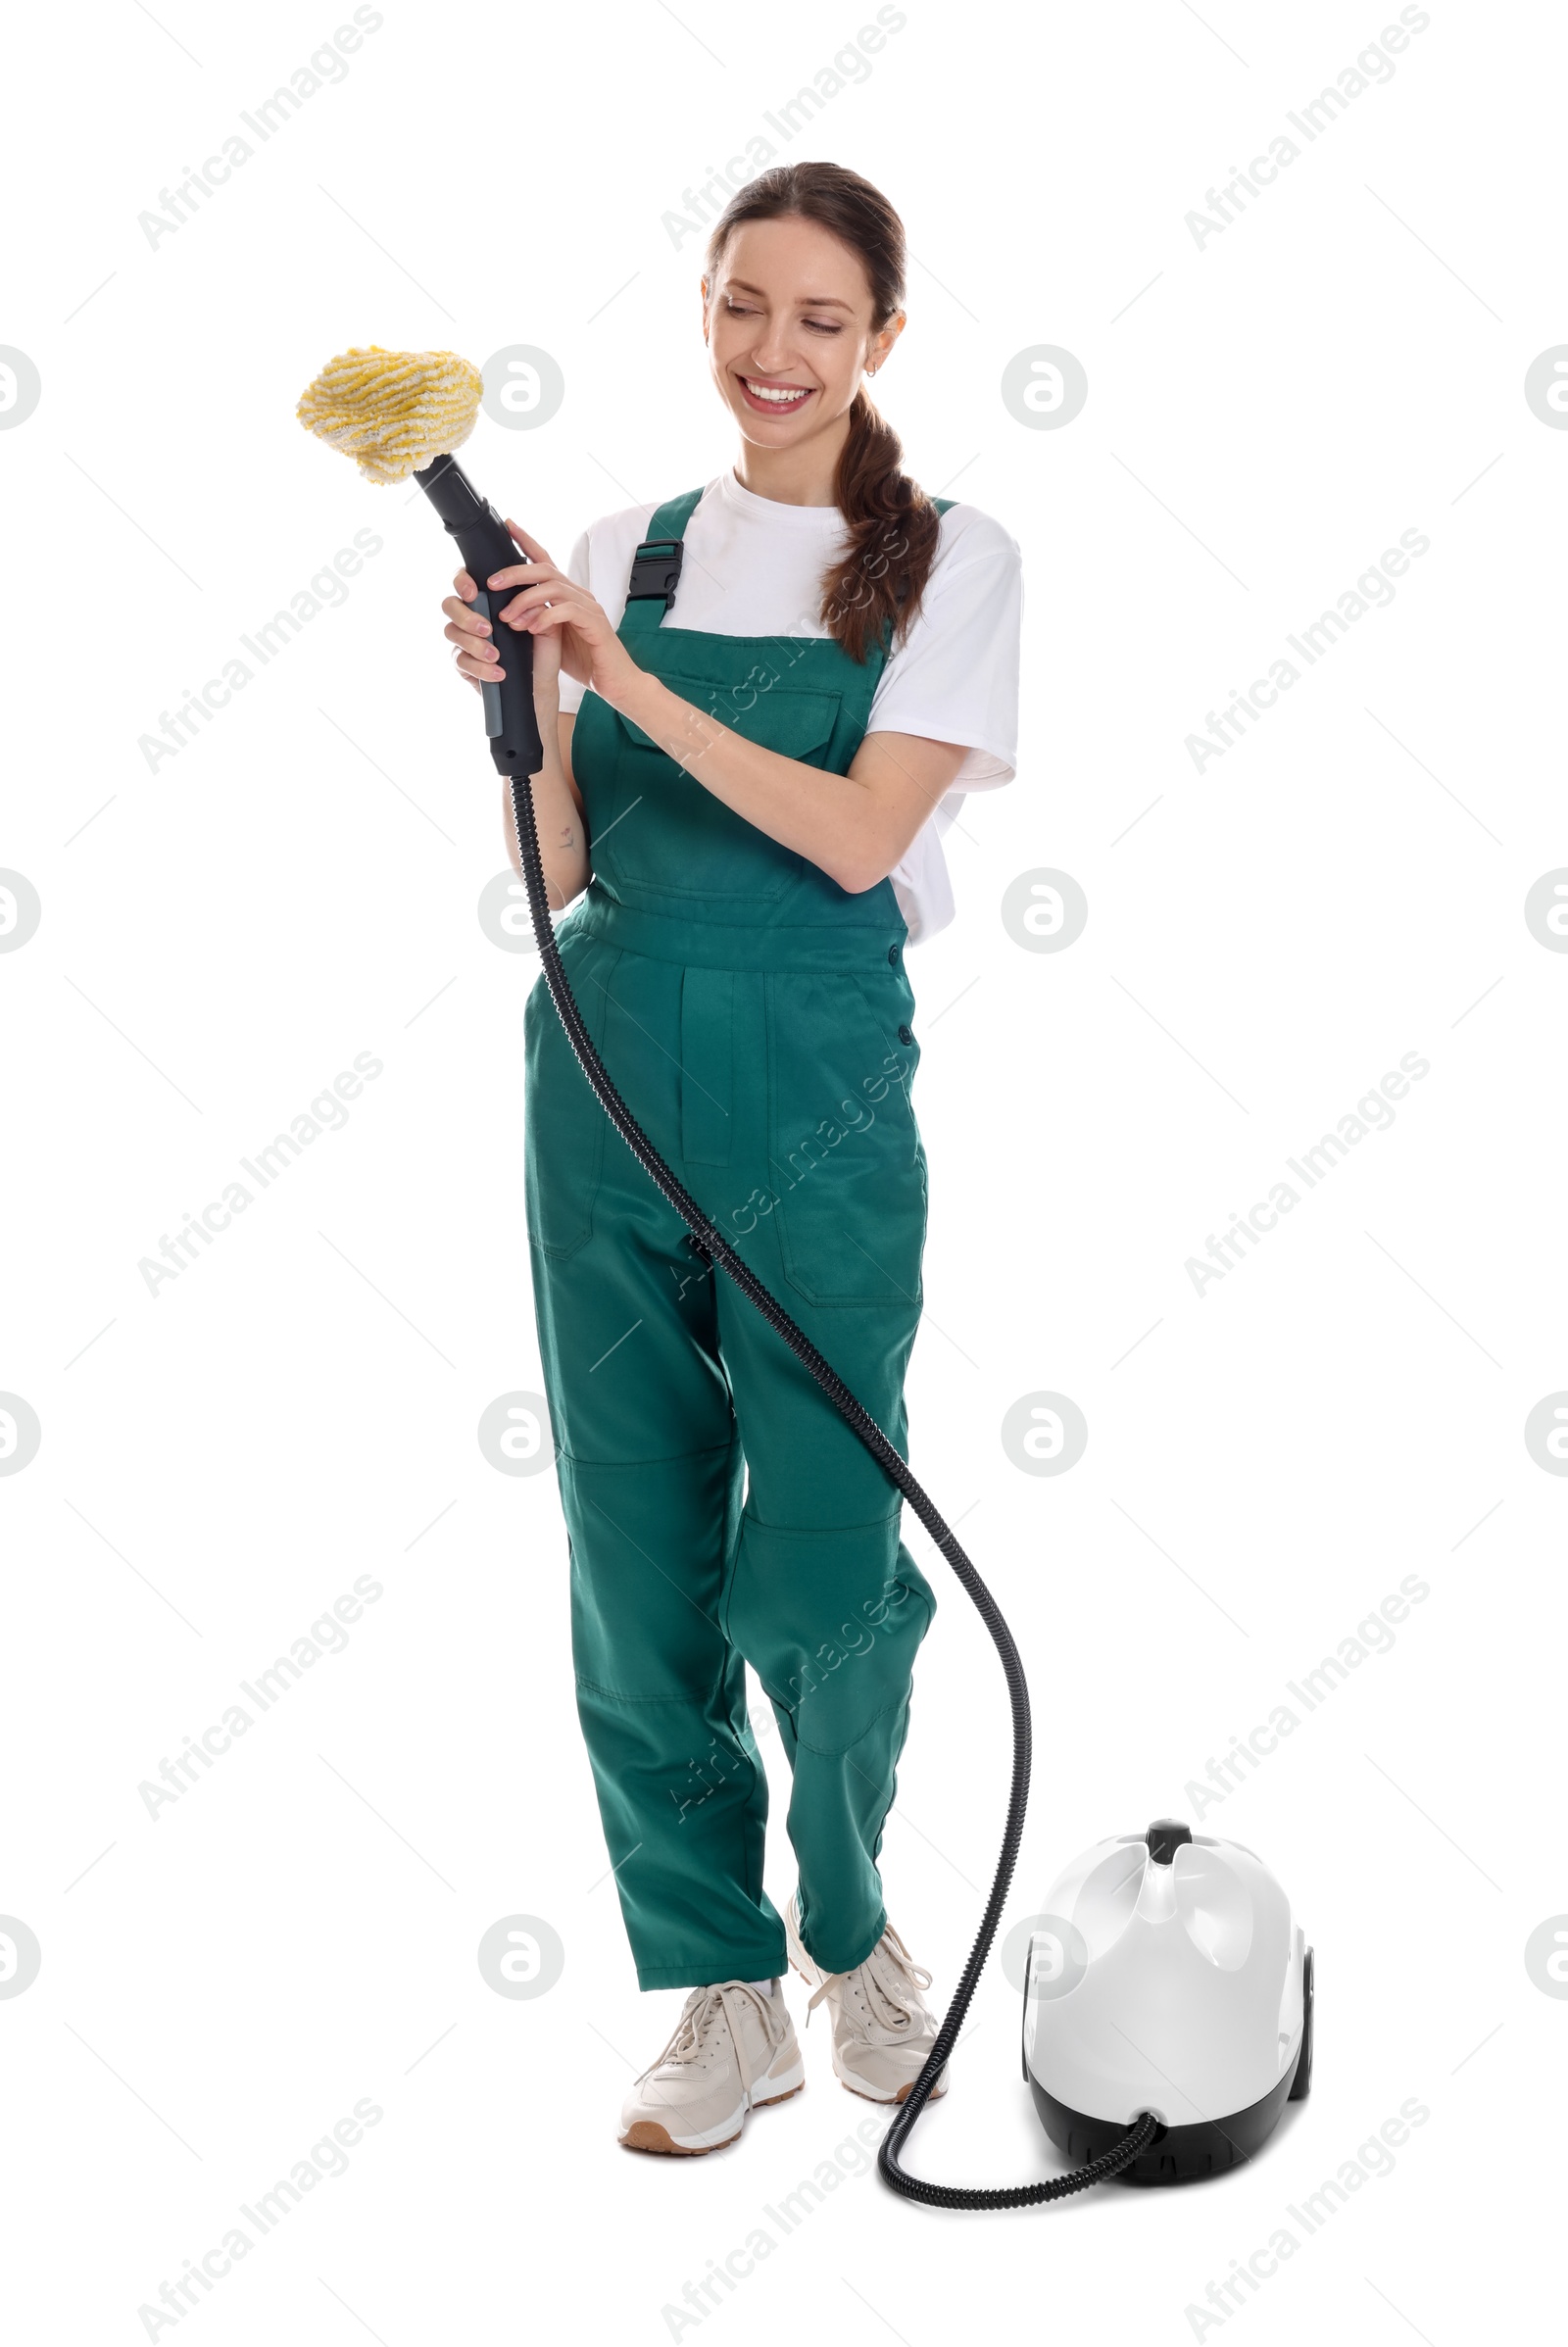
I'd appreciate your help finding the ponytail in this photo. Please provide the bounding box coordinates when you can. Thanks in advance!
[705,163,942,662]
[822,386,942,662]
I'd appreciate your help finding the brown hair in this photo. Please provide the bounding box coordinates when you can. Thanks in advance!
[704,162,941,662]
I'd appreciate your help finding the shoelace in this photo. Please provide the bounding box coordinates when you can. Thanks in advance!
[807,1924,935,2036]
[638,1980,785,2101]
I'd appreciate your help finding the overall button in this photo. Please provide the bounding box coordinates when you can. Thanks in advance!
[887,945,900,965]
[898,1023,914,1046]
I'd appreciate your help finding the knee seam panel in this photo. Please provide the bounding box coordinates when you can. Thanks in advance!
[574,1666,742,1708]
[737,1503,903,1539]
[561,1437,739,1469]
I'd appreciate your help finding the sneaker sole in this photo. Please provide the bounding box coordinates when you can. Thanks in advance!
[618,2073,805,2156]
[620,2119,739,2156]
[837,2071,948,2105]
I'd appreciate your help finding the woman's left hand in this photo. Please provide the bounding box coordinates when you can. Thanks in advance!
[487,523,640,709]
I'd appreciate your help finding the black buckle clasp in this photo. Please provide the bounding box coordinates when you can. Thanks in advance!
[626,536,684,611]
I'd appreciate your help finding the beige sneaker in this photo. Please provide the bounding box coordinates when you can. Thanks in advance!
[785,1896,949,2104]
[618,1980,804,2155]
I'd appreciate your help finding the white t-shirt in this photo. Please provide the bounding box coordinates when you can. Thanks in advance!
[558,468,1022,943]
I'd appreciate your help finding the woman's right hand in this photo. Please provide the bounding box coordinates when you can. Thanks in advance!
[440,532,595,715]
[442,567,505,693]
[442,557,564,742]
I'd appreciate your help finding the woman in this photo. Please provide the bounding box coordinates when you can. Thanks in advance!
[443,162,1022,2155]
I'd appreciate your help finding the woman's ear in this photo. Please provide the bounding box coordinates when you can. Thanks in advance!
[700,274,710,342]
[869,310,906,378]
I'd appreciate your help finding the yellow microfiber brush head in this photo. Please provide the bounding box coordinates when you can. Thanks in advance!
[295,345,484,484]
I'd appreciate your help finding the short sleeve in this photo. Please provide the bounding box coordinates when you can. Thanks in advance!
[556,525,595,718]
[864,509,1022,789]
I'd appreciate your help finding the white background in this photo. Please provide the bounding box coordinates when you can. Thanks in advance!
[3,1,1563,2340]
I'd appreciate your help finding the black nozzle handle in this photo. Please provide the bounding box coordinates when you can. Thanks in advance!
[413,454,543,778]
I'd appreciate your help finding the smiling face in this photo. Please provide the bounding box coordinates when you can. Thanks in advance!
[703,214,904,463]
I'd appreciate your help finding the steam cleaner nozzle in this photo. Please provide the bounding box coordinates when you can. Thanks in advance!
[295,344,541,775]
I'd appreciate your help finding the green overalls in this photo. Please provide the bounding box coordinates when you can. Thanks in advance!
[525,487,951,1990]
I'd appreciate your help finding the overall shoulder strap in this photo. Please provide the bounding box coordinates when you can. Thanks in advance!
[620,486,705,633]
[930,495,956,516]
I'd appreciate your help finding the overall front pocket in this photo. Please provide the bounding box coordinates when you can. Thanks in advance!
[523,947,616,1259]
[765,972,927,1309]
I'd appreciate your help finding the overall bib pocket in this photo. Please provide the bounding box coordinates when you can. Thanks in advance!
[589,679,842,904]
[765,972,926,1309]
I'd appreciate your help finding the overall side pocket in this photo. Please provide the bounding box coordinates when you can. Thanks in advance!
[523,943,616,1259]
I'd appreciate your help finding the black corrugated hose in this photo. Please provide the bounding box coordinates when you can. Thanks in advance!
[507,768,1154,2208]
